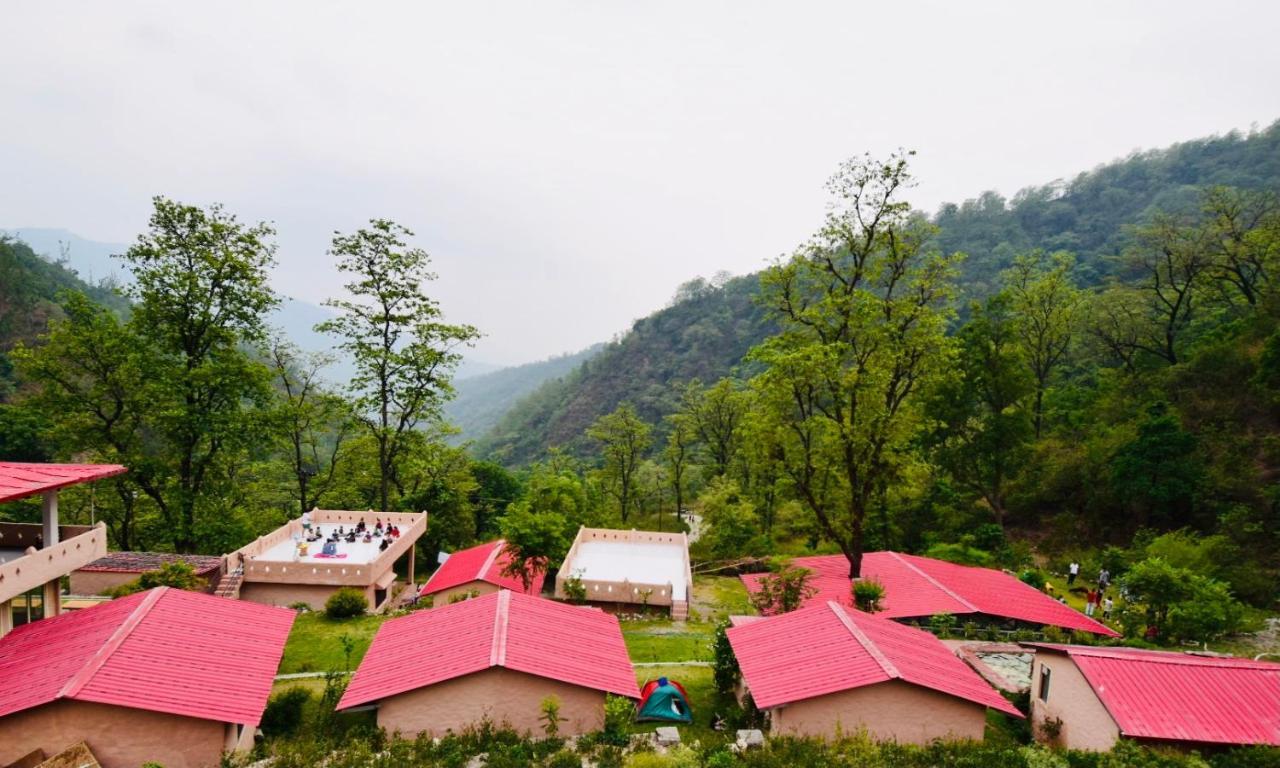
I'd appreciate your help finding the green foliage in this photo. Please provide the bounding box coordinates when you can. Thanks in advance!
[1119,557,1244,643]
[261,687,312,738]
[601,694,634,746]
[106,562,205,597]
[317,218,479,512]
[539,695,564,739]
[749,565,816,615]
[712,619,740,699]
[852,578,885,613]
[587,403,652,523]
[562,574,587,604]
[499,500,570,593]
[924,541,994,567]
[700,477,763,560]
[928,613,958,637]
[324,588,368,620]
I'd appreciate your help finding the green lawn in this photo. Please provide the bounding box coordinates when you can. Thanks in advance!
[629,664,726,744]
[279,612,389,674]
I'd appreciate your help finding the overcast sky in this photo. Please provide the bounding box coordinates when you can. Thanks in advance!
[3,2,1278,366]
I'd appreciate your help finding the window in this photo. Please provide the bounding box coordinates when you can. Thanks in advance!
[11,587,45,628]
[1039,665,1052,702]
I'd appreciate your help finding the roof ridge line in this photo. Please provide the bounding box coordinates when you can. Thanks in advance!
[490,589,510,668]
[827,601,900,680]
[479,540,506,582]
[1073,647,1279,668]
[888,552,979,613]
[59,586,166,701]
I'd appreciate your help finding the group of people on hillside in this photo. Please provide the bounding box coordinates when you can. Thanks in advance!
[294,515,404,558]
[1066,561,1113,620]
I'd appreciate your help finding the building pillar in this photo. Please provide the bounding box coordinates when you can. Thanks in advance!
[408,545,416,587]
[42,490,59,547]
[43,579,61,618]
[0,598,12,638]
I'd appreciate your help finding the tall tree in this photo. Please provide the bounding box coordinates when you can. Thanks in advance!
[267,340,353,515]
[750,153,957,578]
[318,220,479,512]
[1004,251,1081,437]
[119,198,279,552]
[664,412,693,525]
[926,293,1034,527]
[587,403,651,523]
[680,379,747,477]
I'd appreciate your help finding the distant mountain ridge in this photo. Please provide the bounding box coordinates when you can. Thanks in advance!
[475,122,1280,466]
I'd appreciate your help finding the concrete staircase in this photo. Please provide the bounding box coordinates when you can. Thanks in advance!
[213,567,243,600]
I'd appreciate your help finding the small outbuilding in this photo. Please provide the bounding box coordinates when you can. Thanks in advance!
[70,551,223,596]
[0,586,294,768]
[727,600,1022,743]
[418,539,544,605]
[555,527,693,619]
[1027,643,1280,751]
[339,590,639,737]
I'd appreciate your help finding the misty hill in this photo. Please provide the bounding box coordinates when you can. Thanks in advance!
[444,344,604,444]
[474,274,773,464]
[476,122,1280,466]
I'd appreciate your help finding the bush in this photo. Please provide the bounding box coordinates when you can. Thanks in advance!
[1019,569,1046,590]
[546,750,582,768]
[562,574,587,604]
[749,565,816,615]
[852,579,885,612]
[325,588,368,619]
[261,687,312,737]
[106,562,205,598]
[601,694,633,746]
[928,613,957,637]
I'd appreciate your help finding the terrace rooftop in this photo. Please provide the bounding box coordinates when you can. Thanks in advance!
[255,522,403,566]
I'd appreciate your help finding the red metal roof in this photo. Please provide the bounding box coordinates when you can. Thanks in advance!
[741,551,1118,636]
[727,600,1021,716]
[419,539,545,597]
[0,462,127,503]
[340,590,639,709]
[1034,644,1280,746]
[0,587,294,726]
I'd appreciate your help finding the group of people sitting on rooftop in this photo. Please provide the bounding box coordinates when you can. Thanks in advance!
[295,517,404,558]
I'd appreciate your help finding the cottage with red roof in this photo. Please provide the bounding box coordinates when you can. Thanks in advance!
[0,586,294,768]
[419,539,544,605]
[741,552,1118,637]
[1027,644,1280,751]
[340,590,639,737]
[727,600,1022,743]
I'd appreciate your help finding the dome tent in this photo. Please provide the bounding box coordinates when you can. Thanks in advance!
[636,677,693,723]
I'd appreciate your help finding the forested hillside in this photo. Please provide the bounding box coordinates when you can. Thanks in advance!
[444,344,603,444]
[477,122,1280,466]
[475,274,774,464]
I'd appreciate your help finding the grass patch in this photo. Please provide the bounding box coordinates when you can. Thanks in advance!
[689,575,754,623]
[624,629,713,663]
[279,611,388,674]
[629,664,726,744]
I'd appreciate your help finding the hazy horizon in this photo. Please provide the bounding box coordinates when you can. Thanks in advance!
[4,2,1279,366]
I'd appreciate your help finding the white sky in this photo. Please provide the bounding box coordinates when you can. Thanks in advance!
[2,2,1278,365]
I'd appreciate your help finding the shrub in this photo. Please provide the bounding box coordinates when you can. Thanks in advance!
[1019,569,1046,590]
[749,565,816,615]
[540,695,564,738]
[261,687,312,737]
[852,578,885,613]
[106,562,205,598]
[562,574,587,604]
[546,750,582,768]
[601,694,633,746]
[288,601,311,611]
[928,613,957,637]
[325,588,368,619]
[712,619,740,699]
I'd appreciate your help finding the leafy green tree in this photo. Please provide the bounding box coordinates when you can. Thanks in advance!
[22,199,278,552]
[1199,185,1279,308]
[1119,556,1243,643]
[268,340,354,516]
[750,153,957,578]
[106,561,205,597]
[586,403,650,523]
[699,476,759,560]
[664,412,693,524]
[499,502,569,593]
[927,293,1033,527]
[1004,251,1082,437]
[318,219,479,512]
[680,379,747,477]
[468,460,523,538]
[1110,403,1206,530]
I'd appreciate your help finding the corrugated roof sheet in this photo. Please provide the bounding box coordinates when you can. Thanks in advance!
[340,590,639,709]
[727,600,1021,716]
[0,587,293,726]
[1035,644,1280,745]
[419,539,544,597]
[0,462,127,504]
[741,552,1118,636]
[79,551,223,575]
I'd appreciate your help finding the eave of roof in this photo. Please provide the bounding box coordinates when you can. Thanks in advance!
[0,462,127,504]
